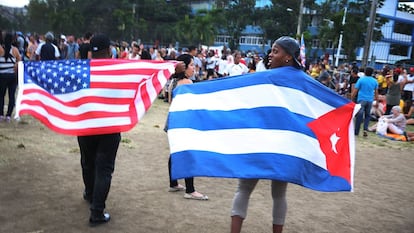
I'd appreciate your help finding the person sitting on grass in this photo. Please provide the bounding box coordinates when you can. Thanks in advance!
[368,105,407,135]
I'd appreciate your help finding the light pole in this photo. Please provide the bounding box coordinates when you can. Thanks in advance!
[335,7,347,68]
[297,0,304,38]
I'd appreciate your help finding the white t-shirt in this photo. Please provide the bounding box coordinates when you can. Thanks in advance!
[403,74,414,92]
[227,63,248,76]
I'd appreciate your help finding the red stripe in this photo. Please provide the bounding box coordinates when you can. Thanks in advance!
[20,99,131,121]
[19,110,134,136]
[90,59,176,67]
[22,89,133,106]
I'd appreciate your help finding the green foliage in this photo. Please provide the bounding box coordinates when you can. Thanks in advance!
[20,0,389,59]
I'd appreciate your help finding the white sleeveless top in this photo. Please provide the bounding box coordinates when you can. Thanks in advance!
[0,47,16,75]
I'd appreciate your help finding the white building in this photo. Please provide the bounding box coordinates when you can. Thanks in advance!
[356,0,414,65]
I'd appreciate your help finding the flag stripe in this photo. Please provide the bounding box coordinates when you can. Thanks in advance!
[168,107,315,136]
[171,69,349,109]
[170,84,335,119]
[168,128,327,169]
[171,152,351,192]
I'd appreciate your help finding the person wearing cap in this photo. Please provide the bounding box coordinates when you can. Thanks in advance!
[230,36,304,233]
[402,67,414,114]
[35,32,60,61]
[351,66,378,137]
[77,34,120,226]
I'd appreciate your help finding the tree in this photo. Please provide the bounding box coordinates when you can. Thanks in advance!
[213,0,256,51]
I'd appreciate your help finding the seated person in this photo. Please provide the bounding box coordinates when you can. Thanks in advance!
[370,100,385,121]
[369,105,407,135]
[405,104,413,125]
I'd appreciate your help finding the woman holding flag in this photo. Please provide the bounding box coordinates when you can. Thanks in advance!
[230,36,304,233]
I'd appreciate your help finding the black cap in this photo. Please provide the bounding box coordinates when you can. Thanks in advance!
[90,34,110,52]
[275,36,301,68]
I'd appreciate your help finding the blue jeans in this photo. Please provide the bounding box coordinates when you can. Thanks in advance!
[355,100,372,135]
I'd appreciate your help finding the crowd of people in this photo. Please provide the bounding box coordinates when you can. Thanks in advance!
[1,29,414,232]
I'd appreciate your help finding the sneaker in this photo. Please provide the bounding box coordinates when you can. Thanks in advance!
[0,116,4,122]
[183,191,208,200]
[5,116,11,123]
[168,184,185,192]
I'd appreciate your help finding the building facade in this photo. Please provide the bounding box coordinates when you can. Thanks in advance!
[356,0,414,66]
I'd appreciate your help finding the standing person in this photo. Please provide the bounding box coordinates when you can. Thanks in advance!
[348,68,360,102]
[401,67,414,114]
[188,45,201,82]
[166,54,208,200]
[227,51,248,77]
[77,34,121,226]
[205,50,217,80]
[0,32,22,122]
[384,68,405,115]
[230,36,304,233]
[26,34,38,61]
[351,66,379,137]
[78,32,93,59]
[66,35,79,59]
[35,32,60,61]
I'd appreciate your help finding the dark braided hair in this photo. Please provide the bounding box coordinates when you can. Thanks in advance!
[3,32,14,62]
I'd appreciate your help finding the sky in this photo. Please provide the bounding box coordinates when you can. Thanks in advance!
[0,0,29,8]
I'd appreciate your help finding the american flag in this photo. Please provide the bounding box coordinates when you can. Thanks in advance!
[16,59,176,136]
[300,34,306,67]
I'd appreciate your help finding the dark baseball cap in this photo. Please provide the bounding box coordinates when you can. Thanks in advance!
[275,36,302,68]
[90,34,110,52]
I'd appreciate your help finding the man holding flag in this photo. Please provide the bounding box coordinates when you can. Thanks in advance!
[16,34,178,226]
[167,36,359,232]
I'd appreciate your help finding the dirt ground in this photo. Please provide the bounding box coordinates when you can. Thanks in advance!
[1,98,413,233]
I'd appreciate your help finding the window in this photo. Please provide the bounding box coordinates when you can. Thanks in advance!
[326,40,333,49]
[390,44,409,56]
[312,39,320,48]
[394,22,412,35]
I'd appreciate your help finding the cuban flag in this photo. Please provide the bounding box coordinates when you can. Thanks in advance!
[167,66,360,192]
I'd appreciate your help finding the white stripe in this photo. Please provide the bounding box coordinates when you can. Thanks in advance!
[135,70,169,119]
[21,92,131,115]
[170,84,334,119]
[91,74,150,83]
[168,128,327,169]
[19,104,131,129]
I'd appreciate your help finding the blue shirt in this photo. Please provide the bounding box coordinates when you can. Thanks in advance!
[355,76,378,102]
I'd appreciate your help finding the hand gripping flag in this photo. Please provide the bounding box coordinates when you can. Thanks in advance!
[167,66,360,192]
[16,59,176,136]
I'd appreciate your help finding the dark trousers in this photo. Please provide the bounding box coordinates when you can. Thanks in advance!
[0,76,17,117]
[168,156,195,193]
[77,133,121,212]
